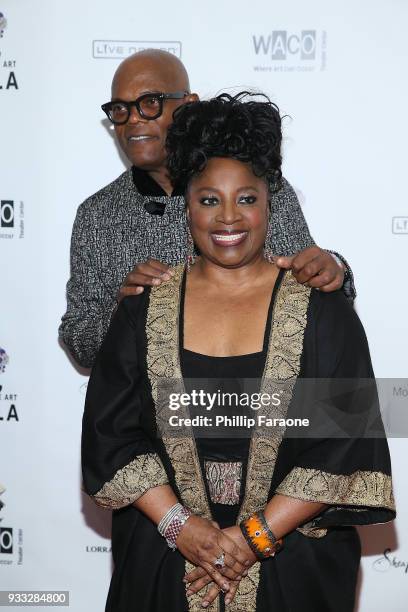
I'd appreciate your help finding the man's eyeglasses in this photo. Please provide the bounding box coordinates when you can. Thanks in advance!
[101,91,189,125]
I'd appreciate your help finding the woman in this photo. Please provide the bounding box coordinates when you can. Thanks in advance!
[82,93,395,612]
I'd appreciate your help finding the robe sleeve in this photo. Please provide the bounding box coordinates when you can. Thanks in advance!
[81,292,168,510]
[273,290,395,535]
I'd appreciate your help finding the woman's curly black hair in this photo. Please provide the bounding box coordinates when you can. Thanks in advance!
[166,91,282,190]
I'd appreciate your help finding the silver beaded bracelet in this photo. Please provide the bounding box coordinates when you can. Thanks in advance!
[157,503,192,550]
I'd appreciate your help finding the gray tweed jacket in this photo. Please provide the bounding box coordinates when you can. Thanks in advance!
[59,169,354,368]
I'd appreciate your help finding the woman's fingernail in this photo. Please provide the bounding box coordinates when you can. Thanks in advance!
[202,602,209,608]
[243,570,248,576]
[186,589,193,596]
[152,278,161,285]
[223,582,230,591]
[161,273,171,280]
[168,269,175,276]
[225,598,231,605]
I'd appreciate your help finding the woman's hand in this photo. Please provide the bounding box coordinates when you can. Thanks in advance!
[183,525,257,607]
[176,516,249,593]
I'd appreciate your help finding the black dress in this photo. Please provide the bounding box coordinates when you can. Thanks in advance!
[81,267,395,612]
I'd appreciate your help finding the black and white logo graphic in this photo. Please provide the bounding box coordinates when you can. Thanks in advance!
[0,348,20,423]
[0,527,13,554]
[392,217,408,235]
[92,40,182,60]
[0,488,23,565]
[0,200,24,239]
[1,200,14,227]
[253,29,327,73]
[0,12,19,90]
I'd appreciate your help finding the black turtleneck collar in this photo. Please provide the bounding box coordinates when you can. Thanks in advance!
[132,166,185,197]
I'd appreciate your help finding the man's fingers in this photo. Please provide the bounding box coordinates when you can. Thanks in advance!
[292,257,323,284]
[306,270,340,289]
[144,258,172,275]
[317,278,343,292]
[124,272,166,288]
[123,261,174,288]
[275,255,295,269]
[277,246,322,272]
[117,286,144,302]
[142,260,174,281]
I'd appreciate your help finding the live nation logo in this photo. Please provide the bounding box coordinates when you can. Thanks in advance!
[392,217,408,234]
[252,30,327,73]
[0,199,25,239]
[0,11,19,91]
[93,40,181,60]
[0,347,19,423]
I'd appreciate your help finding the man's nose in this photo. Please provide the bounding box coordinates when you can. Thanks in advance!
[127,105,146,124]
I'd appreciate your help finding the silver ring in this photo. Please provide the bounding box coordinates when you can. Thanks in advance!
[214,553,225,569]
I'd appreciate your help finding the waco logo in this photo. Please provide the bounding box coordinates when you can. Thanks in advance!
[253,31,317,60]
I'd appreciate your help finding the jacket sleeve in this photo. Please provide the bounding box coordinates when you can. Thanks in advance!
[59,202,117,368]
[81,293,168,509]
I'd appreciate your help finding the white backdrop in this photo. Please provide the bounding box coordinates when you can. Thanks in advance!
[0,0,407,610]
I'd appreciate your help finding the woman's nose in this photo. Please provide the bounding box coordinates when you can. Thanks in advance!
[216,200,242,225]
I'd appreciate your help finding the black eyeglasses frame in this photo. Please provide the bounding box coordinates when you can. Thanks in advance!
[101,91,189,124]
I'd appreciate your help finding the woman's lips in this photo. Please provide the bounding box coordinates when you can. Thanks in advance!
[210,231,248,247]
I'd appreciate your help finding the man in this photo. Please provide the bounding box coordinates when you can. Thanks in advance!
[59,49,353,368]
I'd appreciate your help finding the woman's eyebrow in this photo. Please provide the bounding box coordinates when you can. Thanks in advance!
[194,186,260,193]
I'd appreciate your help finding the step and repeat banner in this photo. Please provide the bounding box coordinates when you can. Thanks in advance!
[1,0,407,610]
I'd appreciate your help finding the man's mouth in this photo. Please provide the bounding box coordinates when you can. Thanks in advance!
[127,135,156,143]
[211,231,248,246]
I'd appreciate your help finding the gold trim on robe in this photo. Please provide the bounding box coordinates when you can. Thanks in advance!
[93,453,168,509]
[146,265,216,612]
[276,466,395,537]
[146,266,310,612]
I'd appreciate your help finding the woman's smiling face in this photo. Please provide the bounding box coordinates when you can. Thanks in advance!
[187,157,270,269]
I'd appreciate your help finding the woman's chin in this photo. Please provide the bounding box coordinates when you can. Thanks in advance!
[203,250,258,269]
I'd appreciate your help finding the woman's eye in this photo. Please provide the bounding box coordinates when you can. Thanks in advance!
[238,195,257,204]
[199,197,219,206]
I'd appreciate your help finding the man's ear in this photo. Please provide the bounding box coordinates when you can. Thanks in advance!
[186,93,199,103]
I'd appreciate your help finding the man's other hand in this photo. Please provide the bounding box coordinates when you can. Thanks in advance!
[118,259,174,301]
[276,246,344,292]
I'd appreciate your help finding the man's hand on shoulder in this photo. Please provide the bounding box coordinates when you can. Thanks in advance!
[117,259,174,302]
[276,246,344,292]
